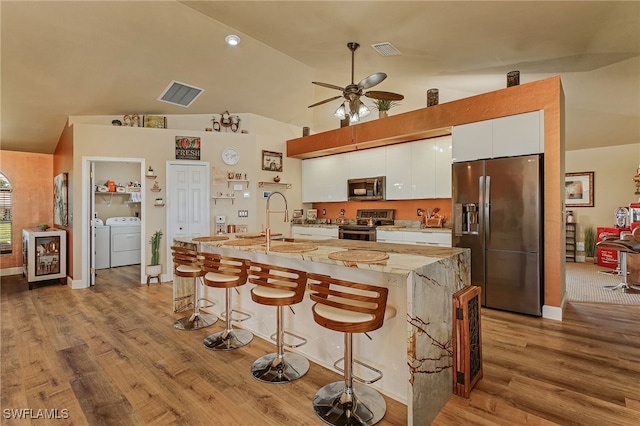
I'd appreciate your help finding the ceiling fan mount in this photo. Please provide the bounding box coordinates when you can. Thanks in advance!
[308,42,404,122]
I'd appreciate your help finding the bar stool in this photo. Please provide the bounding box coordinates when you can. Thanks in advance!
[199,252,254,350]
[248,261,309,383]
[171,246,217,331]
[308,273,395,426]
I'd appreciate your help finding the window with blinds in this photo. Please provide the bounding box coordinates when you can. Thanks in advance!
[0,173,12,254]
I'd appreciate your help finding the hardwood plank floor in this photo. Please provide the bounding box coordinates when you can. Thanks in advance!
[2,267,639,425]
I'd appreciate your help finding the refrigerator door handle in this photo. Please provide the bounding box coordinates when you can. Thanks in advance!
[485,175,491,240]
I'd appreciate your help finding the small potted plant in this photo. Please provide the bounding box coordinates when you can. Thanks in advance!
[146,230,163,280]
[371,99,401,118]
[155,197,164,205]
[583,225,596,263]
[147,166,155,176]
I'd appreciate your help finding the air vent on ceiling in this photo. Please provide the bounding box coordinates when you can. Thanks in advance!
[371,42,401,56]
[157,80,204,107]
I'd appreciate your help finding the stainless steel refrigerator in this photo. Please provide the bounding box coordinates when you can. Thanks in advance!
[452,154,543,316]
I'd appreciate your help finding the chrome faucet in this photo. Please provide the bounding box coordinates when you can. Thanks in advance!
[265,191,288,252]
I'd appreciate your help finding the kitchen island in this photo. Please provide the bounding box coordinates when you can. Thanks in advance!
[174,236,470,425]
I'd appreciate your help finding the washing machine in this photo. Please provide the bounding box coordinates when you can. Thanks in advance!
[93,218,110,269]
[106,217,141,267]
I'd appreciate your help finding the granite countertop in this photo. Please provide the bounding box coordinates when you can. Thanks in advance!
[178,236,466,275]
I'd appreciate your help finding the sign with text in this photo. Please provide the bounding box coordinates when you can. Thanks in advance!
[175,136,201,160]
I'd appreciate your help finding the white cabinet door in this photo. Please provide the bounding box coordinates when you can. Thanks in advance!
[434,136,452,198]
[291,226,338,240]
[385,143,412,200]
[405,231,452,247]
[347,146,386,179]
[411,139,436,199]
[492,111,543,157]
[376,230,403,243]
[452,120,492,162]
[302,155,348,202]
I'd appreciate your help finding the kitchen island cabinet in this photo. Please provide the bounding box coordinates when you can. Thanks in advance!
[176,236,470,425]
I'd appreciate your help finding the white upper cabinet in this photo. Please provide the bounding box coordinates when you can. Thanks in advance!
[452,110,543,163]
[433,137,452,198]
[385,143,412,199]
[411,139,437,199]
[302,155,348,202]
[492,110,543,157]
[347,146,386,178]
[452,120,492,162]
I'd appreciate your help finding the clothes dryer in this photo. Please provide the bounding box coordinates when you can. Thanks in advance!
[106,217,141,267]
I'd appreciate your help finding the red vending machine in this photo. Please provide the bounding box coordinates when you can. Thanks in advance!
[596,227,625,268]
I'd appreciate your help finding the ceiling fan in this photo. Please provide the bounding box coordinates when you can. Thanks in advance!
[308,42,404,123]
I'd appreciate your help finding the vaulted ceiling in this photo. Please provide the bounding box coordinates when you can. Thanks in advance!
[1,1,638,154]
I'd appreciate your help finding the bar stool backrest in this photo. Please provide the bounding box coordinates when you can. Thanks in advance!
[171,245,203,278]
[307,273,388,334]
[248,261,307,306]
[199,252,248,288]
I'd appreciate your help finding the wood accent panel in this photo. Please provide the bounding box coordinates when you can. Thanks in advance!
[288,76,565,312]
[2,266,638,425]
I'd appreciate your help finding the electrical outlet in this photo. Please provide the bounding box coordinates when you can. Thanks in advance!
[238,210,248,217]
[322,209,326,215]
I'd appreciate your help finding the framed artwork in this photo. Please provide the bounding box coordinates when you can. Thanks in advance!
[143,115,166,128]
[262,150,283,172]
[307,209,318,222]
[53,173,68,226]
[565,172,594,207]
[175,136,201,160]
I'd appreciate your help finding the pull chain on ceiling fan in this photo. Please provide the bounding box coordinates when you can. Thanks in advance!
[308,42,404,124]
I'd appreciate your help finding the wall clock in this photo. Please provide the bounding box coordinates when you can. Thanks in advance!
[222,148,239,165]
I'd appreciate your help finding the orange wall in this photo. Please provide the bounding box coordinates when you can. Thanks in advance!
[312,199,451,225]
[0,151,54,270]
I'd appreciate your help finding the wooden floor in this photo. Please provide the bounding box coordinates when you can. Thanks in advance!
[1,267,639,425]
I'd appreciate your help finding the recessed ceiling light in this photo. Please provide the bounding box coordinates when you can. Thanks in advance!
[225,34,241,46]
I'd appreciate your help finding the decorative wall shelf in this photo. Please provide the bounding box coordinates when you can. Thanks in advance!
[146,175,157,179]
[258,181,292,189]
[150,188,161,192]
[153,203,165,207]
[212,196,236,205]
[226,179,249,188]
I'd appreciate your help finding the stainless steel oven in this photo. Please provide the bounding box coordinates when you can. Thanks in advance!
[338,209,395,242]
[339,225,377,241]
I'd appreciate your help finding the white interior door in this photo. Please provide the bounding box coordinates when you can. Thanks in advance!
[166,161,210,261]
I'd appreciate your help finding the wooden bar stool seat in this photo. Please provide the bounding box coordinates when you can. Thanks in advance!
[171,246,217,331]
[308,273,395,426]
[199,252,253,350]
[249,261,309,383]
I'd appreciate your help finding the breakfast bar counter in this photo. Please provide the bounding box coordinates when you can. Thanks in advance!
[173,236,470,425]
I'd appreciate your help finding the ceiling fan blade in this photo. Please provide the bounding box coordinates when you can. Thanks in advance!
[312,81,345,91]
[364,91,405,101]
[308,95,343,108]
[358,72,387,90]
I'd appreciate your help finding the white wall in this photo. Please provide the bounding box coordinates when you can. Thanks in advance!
[565,143,640,241]
[69,113,302,282]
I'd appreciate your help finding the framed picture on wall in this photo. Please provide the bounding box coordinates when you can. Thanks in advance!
[262,150,283,172]
[53,172,68,226]
[565,172,594,207]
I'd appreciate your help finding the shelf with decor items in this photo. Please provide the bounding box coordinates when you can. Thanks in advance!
[226,179,249,189]
[212,196,236,205]
[258,181,292,189]
[565,222,576,262]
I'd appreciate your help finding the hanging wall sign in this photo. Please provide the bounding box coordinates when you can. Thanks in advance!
[175,136,201,160]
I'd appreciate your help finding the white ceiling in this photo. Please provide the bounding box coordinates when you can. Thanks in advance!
[1,1,639,154]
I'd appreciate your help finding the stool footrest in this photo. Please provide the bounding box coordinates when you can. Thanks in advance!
[333,357,383,384]
[173,301,193,314]
[221,308,251,322]
[270,330,307,349]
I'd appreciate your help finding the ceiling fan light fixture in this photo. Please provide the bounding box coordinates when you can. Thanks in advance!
[225,34,241,46]
[334,104,347,120]
[358,103,371,118]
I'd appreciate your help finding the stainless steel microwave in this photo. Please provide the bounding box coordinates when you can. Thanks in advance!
[347,176,386,201]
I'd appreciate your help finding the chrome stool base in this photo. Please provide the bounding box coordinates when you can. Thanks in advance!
[173,312,217,331]
[203,328,253,350]
[313,381,386,426]
[251,352,309,383]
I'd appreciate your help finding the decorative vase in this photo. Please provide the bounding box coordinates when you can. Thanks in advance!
[378,110,389,119]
